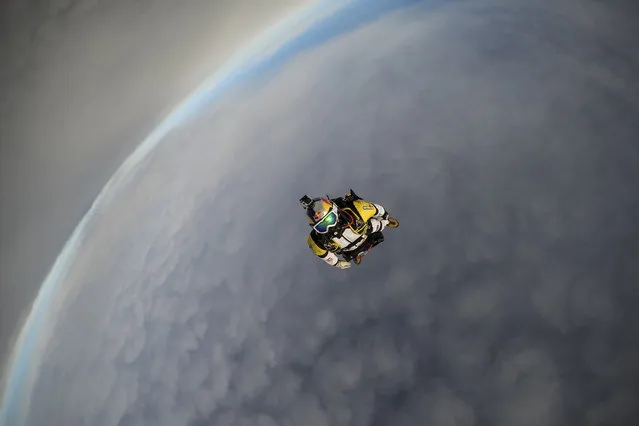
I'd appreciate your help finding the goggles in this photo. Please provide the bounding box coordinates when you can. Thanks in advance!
[313,210,338,233]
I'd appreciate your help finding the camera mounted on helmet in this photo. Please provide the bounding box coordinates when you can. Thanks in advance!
[299,195,313,209]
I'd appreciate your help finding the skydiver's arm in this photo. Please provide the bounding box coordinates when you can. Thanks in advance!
[368,202,390,233]
[320,251,351,269]
[371,203,389,220]
[308,234,349,268]
[321,251,339,266]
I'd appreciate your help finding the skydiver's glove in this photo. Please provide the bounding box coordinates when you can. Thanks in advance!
[335,260,352,269]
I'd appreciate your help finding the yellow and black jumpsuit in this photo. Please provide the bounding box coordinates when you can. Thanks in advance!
[307,197,390,267]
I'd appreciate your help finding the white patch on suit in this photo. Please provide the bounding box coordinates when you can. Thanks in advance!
[332,227,367,252]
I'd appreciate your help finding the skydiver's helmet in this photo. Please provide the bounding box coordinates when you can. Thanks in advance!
[304,197,340,234]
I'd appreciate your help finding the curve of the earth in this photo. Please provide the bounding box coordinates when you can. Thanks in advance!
[0,0,423,424]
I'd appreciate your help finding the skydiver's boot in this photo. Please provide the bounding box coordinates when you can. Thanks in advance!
[387,217,399,228]
[354,255,363,265]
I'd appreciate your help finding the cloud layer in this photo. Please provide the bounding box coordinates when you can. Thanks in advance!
[19,0,639,425]
[0,0,310,367]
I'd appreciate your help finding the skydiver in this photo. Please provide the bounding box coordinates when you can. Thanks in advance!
[300,190,399,269]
